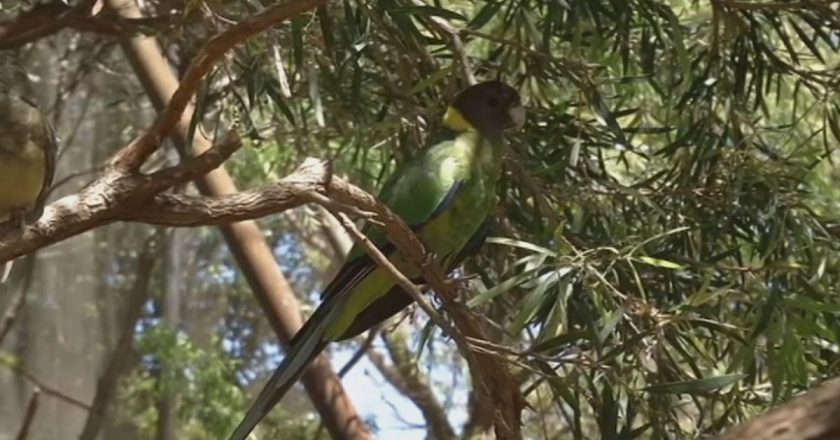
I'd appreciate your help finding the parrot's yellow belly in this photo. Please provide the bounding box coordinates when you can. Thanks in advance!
[0,141,46,216]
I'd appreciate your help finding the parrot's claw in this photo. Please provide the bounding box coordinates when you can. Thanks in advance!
[443,273,478,296]
[418,271,477,297]
[421,252,437,270]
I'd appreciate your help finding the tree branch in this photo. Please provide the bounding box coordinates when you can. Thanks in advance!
[15,389,40,440]
[0,156,525,437]
[0,1,176,49]
[0,355,89,411]
[714,379,840,440]
[102,0,372,435]
[108,0,328,171]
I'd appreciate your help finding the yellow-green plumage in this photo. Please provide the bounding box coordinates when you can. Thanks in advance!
[229,80,524,440]
[0,98,49,214]
[0,51,57,282]
[328,131,504,340]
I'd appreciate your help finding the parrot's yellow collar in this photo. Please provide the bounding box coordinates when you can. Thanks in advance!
[443,106,475,132]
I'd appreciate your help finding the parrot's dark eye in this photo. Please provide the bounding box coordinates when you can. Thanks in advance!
[488,97,500,107]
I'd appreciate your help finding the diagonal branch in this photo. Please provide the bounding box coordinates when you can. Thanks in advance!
[0,157,525,437]
[0,354,90,410]
[0,1,176,49]
[714,379,840,440]
[102,0,372,435]
[108,0,328,171]
[15,389,40,440]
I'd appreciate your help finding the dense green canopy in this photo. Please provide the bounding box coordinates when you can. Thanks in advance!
[0,0,838,438]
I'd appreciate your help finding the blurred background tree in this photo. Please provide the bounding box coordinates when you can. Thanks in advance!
[0,0,839,439]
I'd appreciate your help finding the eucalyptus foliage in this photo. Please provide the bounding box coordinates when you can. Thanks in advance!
[4,0,839,438]
[227,1,840,437]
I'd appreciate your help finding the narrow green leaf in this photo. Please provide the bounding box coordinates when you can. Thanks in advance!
[469,2,502,29]
[291,16,304,69]
[468,269,538,307]
[634,256,685,270]
[510,271,560,333]
[389,6,467,22]
[644,374,744,394]
[487,237,556,256]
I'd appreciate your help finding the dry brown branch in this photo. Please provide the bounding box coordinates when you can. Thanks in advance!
[0,134,243,263]
[102,0,371,435]
[143,131,243,192]
[0,156,525,437]
[15,389,40,440]
[108,0,328,171]
[712,379,840,440]
[0,1,176,49]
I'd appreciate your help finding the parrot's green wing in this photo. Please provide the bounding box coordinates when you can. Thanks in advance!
[228,137,472,440]
[343,137,466,263]
[337,217,491,339]
[320,136,467,302]
[229,80,522,440]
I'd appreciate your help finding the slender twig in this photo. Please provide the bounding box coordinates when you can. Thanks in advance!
[0,354,90,410]
[410,0,475,86]
[332,212,464,343]
[15,389,40,440]
[109,0,328,170]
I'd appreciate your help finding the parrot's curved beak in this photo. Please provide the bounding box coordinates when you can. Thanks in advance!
[507,105,526,131]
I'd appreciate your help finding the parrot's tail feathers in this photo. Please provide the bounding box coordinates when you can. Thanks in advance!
[1,261,12,283]
[228,337,327,440]
[228,309,336,440]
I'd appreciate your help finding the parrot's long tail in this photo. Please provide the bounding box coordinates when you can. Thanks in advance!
[227,301,339,440]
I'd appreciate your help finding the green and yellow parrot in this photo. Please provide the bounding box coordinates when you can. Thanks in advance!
[0,51,58,282]
[229,80,525,440]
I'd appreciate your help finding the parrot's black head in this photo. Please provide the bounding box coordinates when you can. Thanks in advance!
[444,80,525,136]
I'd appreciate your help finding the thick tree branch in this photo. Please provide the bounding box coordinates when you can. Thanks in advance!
[0,157,525,437]
[0,134,243,262]
[713,379,840,440]
[101,0,372,435]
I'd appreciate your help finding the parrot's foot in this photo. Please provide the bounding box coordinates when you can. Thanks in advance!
[443,273,479,295]
[420,251,437,270]
[419,274,477,297]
